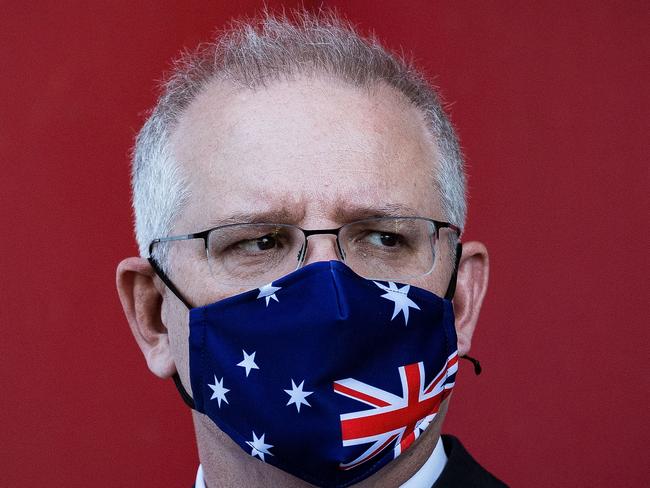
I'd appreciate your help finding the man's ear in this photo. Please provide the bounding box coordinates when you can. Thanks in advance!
[116,257,176,379]
[452,241,489,357]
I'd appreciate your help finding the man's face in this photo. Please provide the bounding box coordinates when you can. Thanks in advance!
[141,75,460,485]
[163,76,455,383]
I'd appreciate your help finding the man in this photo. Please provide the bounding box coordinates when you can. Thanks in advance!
[117,11,504,487]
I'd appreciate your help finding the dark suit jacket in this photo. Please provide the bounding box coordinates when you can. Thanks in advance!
[432,435,507,487]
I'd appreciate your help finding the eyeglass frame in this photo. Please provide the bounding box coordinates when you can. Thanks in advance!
[147,216,462,309]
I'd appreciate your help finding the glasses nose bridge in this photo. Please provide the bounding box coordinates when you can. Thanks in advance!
[300,228,345,263]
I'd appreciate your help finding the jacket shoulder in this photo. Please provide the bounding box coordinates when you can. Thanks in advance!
[432,435,508,488]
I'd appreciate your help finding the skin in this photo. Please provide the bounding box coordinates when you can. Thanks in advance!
[117,75,489,487]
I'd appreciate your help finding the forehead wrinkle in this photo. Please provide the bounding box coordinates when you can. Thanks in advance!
[211,187,305,221]
[215,140,381,173]
[332,202,422,222]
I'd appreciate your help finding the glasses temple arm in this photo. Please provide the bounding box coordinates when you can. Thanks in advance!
[443,242,462,300]
[147,257,194,310]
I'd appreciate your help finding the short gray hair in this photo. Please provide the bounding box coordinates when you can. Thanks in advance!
[132,11,466,259]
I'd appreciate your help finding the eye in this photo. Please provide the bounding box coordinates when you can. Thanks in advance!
[237,233,280,252]
[365,231,401,247]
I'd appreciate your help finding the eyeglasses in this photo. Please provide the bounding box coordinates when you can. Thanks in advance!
[149,217,460,288]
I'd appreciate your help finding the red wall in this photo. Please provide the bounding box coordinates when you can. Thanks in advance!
[2,1,647,486]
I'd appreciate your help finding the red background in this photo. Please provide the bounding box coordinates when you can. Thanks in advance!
[2,1,647,486]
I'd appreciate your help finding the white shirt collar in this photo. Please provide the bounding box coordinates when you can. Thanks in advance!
[399,436,447,488]
[195,436,447,487]
[195,464,205,488]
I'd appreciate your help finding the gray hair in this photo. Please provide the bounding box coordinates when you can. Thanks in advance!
[132,11,466,260]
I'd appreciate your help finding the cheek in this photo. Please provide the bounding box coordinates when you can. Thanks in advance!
[410,273,446,298]
[161,298,190,356]
[165,240,245,306]
[160,298,195,393]
[194,281,256,307]
[409,243,454,297]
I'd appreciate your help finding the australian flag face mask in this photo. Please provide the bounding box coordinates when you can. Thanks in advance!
[172,260,459,487]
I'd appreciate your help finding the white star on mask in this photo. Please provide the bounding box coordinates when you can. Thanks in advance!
[284,379,313,412]
[207,375,229,408]
[257,283,281,306]
[246,432,274,462]
[237,350,259,377]
[373,281,421,325]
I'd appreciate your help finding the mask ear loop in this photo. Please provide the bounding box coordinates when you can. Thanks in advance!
[148,257,197,409]
[172,371,196,409]
[148,257,193,309]
[443,243,482,376]
[461,355,482,375]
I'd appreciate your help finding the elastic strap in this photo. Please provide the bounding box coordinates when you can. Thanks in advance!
[172,372,196,410]
[444,242,462,300]
[148,258,197,409]
[460,355,482,375]
[445,244,483,376]
[147,257,194,309]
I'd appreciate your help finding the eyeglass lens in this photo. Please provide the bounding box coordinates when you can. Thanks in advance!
[204,218,437,286]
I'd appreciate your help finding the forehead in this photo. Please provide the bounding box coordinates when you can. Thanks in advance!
[170,75,442,232]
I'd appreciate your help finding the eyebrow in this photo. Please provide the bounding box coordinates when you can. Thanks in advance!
[203,202,421,230]
[204,207,305,228]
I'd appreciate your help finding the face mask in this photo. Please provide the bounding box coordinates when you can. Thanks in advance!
[170,260,461,487]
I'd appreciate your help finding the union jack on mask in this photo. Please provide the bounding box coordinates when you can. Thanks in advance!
[186,260,458,487]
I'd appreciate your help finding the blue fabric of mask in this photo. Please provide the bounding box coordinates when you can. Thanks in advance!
[188,260,459,488]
